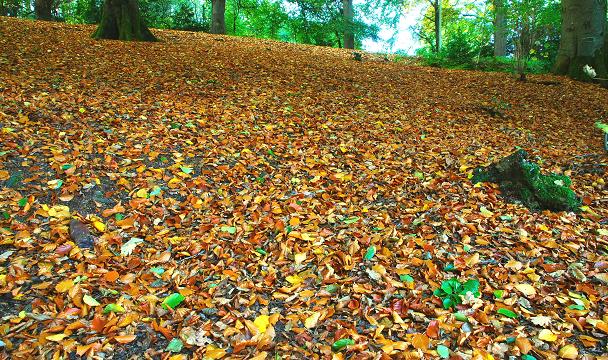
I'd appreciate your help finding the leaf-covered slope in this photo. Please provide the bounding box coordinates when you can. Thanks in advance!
[1,17,608,359]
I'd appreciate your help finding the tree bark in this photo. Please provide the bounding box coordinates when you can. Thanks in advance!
[35,0,54,21]
[493,0,506,57]
[553,0,607,80]
[434,0,441,53]
[343,0,354,49]
[92,0,156,41]
[211,0,226,34]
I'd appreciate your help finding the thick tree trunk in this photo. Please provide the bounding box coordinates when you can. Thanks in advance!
[434,0,441,53]
[92,0,156,41]
[493,0,506,57]
[343,0,354,49]
[35,0,53,21]
[553,0,607,80]
[211,0,226,34]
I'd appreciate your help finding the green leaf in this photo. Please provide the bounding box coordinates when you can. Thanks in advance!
[444,263,456,272]
[150,186,162,196]
[400,274,414,283]
[180,166,193,174]
[255,248,267,255]
[442,297,454,309]
[150,267,165,275]
[363,245,376,261]
[325,284,339,294]
[331,338,354,352]
[61,164,73,170]
[166,338,183,353]
[414,171,425,180]
[436,344,450,358]
[521,355,537,360]
[83,294,100,306]
[462,279,480,297]
[103,303,125,314]
[220,226,237,234]
[441,279,457,295]
[162,293,185,310]
[343,216,360,224]
[493,290,504,299]
[18,197,27,207]
[497,308,518,318]
[454,312,468,322]
[115,213,124,221]
[568,304,585,310]
[1,212,9,220]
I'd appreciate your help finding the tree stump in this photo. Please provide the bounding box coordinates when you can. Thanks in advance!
[472,149,581,212]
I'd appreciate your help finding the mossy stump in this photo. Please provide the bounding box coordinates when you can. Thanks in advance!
[92,0,157,41]
[472,150,581,212]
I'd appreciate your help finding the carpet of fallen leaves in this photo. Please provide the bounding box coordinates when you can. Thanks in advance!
[1,17,608,360]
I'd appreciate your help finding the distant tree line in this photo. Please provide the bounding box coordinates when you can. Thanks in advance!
[1,0,606,82]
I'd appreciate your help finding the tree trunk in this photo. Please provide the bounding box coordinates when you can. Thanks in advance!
[35,0,53,20]
[211,0,226,34]
[553,0,607,80]
[493,0,506,57]
[434,0,441,53]
[92,0,156,41]
[343,0,354,49]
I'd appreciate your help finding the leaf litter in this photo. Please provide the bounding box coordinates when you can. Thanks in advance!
[1,17,608,359]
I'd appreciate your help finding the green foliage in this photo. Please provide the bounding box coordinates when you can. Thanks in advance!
[596,122,608,134]
[433,278,480,309]
[173,2,206,31]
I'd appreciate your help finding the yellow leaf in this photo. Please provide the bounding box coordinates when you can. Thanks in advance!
[46,333,68,342]
[294,253,307,265]
[479,206,493,217]
[286,275,303,285]
[205,345,227,359]
[168,355,187,360]
[93,221,105,232]
[136,188,148,198]
[304,311,321,329]
[538,329,558,342]
[253,314,270,333]
[48,205,71,219]
[301,233,316,241]
[82,294,100,306]
[55,279,74,293]
[558,344,578,359]
[515,283,537,297]
[289,217,300,226]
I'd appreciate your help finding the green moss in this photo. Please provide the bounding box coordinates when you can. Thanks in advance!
[472,150,580,212]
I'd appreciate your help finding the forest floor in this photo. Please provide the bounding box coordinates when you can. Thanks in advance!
[1,17,608,360]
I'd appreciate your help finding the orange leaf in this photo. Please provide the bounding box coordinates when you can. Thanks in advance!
[91,316,106,333]
[412,333,429,350]
[426,320,439,339]
[114,335,137,344]
[104,271,120,282]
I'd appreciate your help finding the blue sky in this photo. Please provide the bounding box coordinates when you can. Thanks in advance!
[360,2,423,54]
